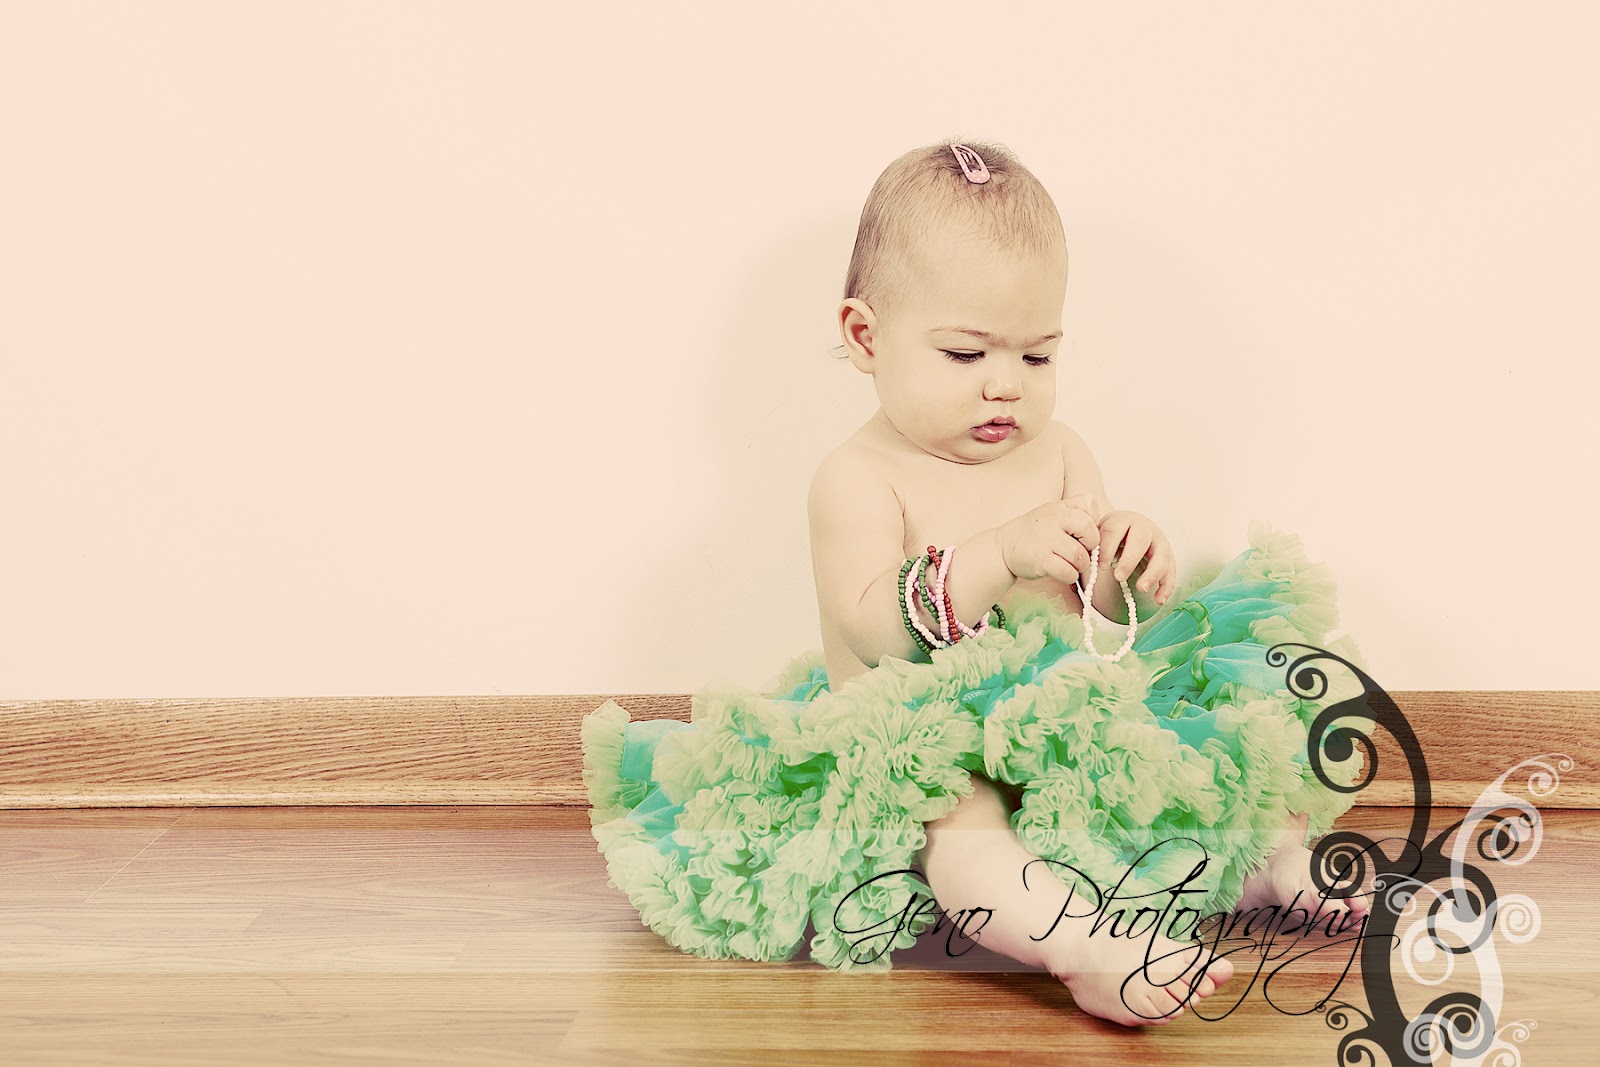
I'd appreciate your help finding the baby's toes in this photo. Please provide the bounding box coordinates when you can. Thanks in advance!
[1162,982,1196,1014]
[1147,992,1184,1024]
[1113,991,1177,1023]
[1127,985,1181,1024]
[1206,954,1235,987]
[1330,893,1365,922]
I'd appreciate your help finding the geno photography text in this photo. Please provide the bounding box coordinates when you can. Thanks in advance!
[832,841,1392,1018]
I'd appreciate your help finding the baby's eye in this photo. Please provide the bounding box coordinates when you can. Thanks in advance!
[940,350,1054,366]
[941,350,982,364]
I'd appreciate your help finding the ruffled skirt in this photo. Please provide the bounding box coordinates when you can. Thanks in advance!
[581,521,1369,972]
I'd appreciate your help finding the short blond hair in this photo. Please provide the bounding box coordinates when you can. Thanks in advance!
[842,138,1067,324]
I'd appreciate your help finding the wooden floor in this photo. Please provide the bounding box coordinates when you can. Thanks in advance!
[1,804,1595,1065]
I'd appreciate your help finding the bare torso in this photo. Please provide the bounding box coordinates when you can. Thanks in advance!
[818,417,1091,688]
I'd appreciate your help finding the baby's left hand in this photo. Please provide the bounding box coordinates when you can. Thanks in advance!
[1098,510,1176,606]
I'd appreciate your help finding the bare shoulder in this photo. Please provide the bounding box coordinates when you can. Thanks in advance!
[807,440,906,631]
[808,440,902,523]
[1049,417,1090,454]
[1047,418,1090,473]
[1050,419,1111,508]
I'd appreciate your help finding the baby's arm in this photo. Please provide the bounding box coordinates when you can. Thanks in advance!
[1061,427,1162,626]
[808,450,1016,667]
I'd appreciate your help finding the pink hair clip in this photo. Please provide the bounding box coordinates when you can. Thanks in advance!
[949,143,990,184]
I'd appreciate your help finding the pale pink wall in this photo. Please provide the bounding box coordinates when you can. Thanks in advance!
[2,2,1595,697]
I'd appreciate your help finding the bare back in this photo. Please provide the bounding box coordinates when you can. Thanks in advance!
[812,416,1100,689]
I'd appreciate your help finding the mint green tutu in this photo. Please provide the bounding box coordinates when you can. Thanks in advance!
[581,521,1369,972]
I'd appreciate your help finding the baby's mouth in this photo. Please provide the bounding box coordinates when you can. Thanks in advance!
[972,419,1017,442]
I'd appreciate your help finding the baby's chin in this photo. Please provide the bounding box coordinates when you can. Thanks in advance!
[935,433,1030,464]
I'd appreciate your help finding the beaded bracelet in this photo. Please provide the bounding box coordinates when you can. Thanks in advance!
[897,555,941,655]
[896,545,1005,654]
[916,547,946,643]
[916,545,963,645]
[918,546,961,646]
[926,544,986,641]
[942,545,994,639]
[933,545,958,643]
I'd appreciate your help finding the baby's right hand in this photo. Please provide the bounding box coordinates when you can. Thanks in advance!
[999,501,1101,586]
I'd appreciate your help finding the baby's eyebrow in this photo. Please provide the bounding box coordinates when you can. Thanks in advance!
[929,326,1062,348]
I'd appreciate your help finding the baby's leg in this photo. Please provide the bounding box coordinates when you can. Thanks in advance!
[915,772,1234,1027]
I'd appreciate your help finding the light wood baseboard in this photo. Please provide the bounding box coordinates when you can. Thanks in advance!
[1,691,1592,809]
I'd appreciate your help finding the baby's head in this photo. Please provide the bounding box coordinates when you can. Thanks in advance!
[837,139,1068,464]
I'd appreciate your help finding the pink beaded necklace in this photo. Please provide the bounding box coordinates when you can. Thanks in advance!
[1075,544,1139,661]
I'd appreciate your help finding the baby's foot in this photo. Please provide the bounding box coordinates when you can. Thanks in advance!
[1235,834,1371,934]
[1044,922,1235,1028]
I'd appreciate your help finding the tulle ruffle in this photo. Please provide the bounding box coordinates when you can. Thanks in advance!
[581,520,1369,972]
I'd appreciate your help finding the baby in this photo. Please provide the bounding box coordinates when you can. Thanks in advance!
[807,140,1369,1026]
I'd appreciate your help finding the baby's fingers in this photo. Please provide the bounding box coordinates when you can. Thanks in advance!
[1098,514,1132,569]
[1063,493,1101,522]
[1137,540,1174,595]
[1057,505,1101,553]
[1044,553,1083,589]
[1114,529,1153,582]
